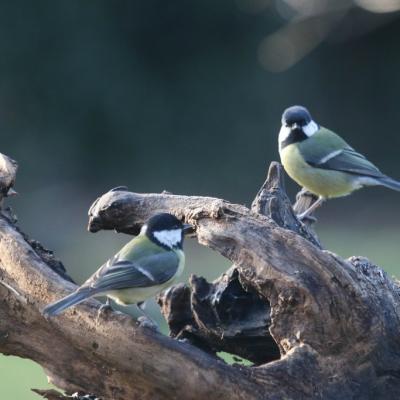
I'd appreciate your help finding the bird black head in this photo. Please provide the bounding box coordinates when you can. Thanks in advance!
[279,105,319,149]
[146,213,183,232]
[142,213,190,250]
[282,105,312,128]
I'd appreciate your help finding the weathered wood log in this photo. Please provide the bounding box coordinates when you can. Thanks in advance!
[0,160,400,399]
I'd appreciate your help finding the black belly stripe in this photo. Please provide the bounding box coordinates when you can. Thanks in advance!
[280,128,308,149]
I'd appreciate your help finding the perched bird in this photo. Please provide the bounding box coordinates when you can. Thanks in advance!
[43,213,191,317]
[0,152,18,200]
[279,105,400,219]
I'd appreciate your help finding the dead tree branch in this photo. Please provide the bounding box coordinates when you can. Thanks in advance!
[0,161,399,399]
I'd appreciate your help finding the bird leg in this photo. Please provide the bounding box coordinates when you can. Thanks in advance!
[297,196,325,221]
[136,303,159,331]
[96,298,114,322]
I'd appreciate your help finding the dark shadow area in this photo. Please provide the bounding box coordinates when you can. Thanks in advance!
[158,267,280,365]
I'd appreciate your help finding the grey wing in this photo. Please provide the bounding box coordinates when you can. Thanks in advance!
[83,252,180,293]
[306,148,385,179]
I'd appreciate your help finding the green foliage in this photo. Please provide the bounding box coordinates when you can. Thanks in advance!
[0,354,54,400]
[217,352,254,366]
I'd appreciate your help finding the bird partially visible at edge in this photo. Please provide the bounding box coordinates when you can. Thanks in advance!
[278,105,400,219]
[43,213,191,317]
[0,152,17,200]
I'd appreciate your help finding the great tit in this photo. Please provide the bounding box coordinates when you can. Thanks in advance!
[43,213,191,317]
[0,152,18,199]
[279,105,400,219]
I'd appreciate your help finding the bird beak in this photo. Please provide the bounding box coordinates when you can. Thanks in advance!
[291,123,301,130]
[183,223,194,235]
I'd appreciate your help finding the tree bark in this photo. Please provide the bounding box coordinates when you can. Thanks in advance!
[0,161,400,399]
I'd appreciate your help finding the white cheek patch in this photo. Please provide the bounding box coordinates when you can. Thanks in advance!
[0,154,8,170]
[153,229,182,248]
[278,125,291,144]
[302,120,319,137]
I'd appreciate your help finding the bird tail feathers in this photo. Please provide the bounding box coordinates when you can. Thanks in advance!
[42,289,91,317]
[378,176,400,192]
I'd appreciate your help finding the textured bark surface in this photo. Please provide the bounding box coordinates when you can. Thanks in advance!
[0,161,400,400]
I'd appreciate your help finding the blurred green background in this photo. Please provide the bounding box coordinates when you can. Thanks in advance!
[1,0,400,398]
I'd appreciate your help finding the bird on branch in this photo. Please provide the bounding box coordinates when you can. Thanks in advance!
[279,105,400,220]
[43,213,192,319]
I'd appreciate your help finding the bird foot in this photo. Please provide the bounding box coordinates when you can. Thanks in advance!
[137,316,159,332]
[296,213,317,223]
[296,196,324,222]
[96,301,113,323]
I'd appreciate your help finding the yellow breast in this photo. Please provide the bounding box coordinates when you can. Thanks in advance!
[279,144,358,198]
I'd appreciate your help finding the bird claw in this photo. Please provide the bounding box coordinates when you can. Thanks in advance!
[96,301,113,323]
[137,316,159,332]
